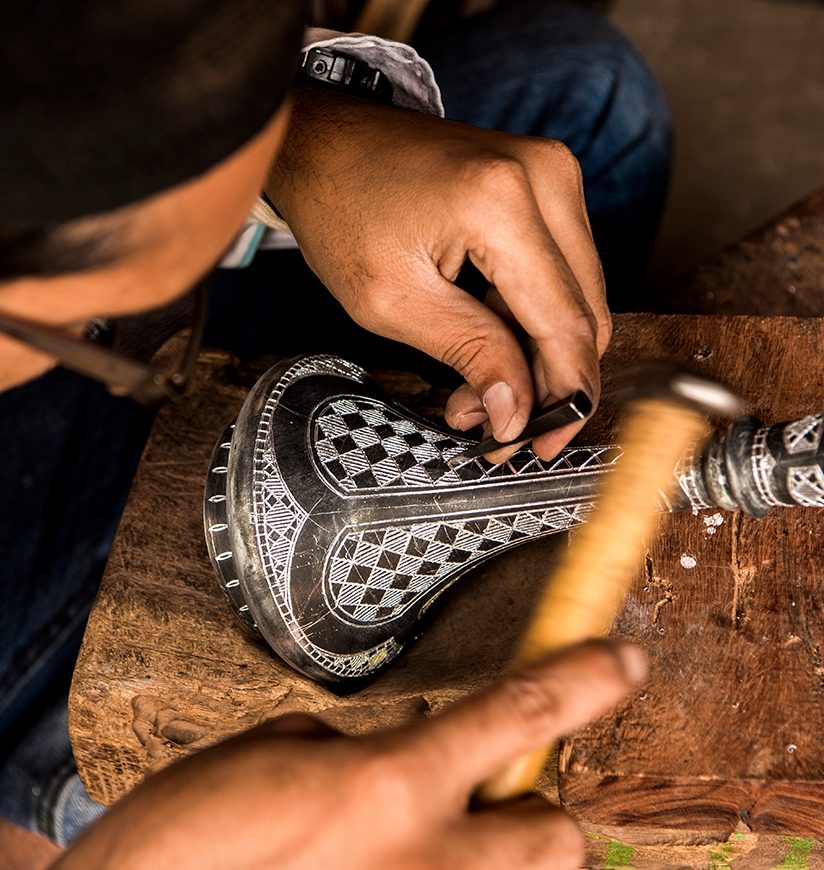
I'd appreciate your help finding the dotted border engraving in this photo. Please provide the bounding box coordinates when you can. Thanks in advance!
[204,424,260,634]
[251,357,401,679]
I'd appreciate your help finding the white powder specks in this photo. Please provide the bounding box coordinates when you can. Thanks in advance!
[703,512,724,536]
[680,553,697,569]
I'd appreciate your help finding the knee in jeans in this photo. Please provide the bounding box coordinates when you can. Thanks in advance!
[511,2,673,169]
[592,43,672,169]
[557,44,671,173]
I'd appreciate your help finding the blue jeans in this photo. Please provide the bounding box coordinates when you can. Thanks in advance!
[0,372,154,842]
[0,0,671,843]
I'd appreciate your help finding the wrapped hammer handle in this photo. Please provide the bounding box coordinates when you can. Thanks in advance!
[477,398,710,803]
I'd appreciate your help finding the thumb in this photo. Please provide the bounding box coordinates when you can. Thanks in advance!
[407,640,646,802]
[373,273,536,443]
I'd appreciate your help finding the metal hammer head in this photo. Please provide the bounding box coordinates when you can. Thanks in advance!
[611,360,744,419]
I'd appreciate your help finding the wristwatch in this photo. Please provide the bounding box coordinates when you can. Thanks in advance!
[299,47,394,104]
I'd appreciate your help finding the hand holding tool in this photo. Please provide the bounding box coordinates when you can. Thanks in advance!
[448,390,593,464]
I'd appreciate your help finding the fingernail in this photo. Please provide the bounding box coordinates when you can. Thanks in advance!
[616,644,648,684]
[454,410,488,431]
[482,382,519,442]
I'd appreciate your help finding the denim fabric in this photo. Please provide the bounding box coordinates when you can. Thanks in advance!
[0,369,155,841]
[0,691,106,846]
[0,0,672,844]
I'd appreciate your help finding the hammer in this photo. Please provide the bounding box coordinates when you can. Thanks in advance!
[476,361,741,803]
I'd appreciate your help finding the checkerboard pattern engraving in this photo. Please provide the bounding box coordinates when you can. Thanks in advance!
[326,506,592,625]
[213,351,824,682]
[236,354,621,681]
[314,396,616,492]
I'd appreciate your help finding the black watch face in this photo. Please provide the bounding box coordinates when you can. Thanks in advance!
[302,47,393,103]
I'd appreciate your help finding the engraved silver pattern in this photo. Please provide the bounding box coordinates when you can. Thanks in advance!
[324,505,593,625]
[251,357,402,679]
[675,447,712,511]
[783,414,824,455]
[788,464,824,507]
[247,356,623,678]
[204,424,260,634]
[313,395,617,493]
[752,425,784,507]
[206,354,824,683]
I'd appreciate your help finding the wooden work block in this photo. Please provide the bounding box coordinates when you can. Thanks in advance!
[69,313,824,859]
[561,315,824,838]
[68,352,556,807]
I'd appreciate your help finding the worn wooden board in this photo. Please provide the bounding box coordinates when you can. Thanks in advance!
[656,187,824,317]
[562,315,824,839]
[69,314,824,866]
[68,349,557,802]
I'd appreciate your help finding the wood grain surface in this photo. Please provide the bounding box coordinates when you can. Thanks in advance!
[660,187,824,318]
[68,350,557,803]
[69,312,824,826]
[562,315,824,840]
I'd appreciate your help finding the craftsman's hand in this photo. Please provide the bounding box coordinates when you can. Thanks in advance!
[267,90,610,460]
[56,641,645,870]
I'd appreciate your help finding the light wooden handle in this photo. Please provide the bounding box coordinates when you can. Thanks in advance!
[477,398,710,803]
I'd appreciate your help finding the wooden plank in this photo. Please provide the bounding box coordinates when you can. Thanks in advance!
[68,351,556,805]
[659,186,824,317]
[561,314,824,837]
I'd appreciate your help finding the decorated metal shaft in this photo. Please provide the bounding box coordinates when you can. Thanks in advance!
[204,355,824,684]
[674,413,824,515]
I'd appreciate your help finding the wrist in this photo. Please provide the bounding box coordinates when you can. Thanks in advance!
[264,85,385,219]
